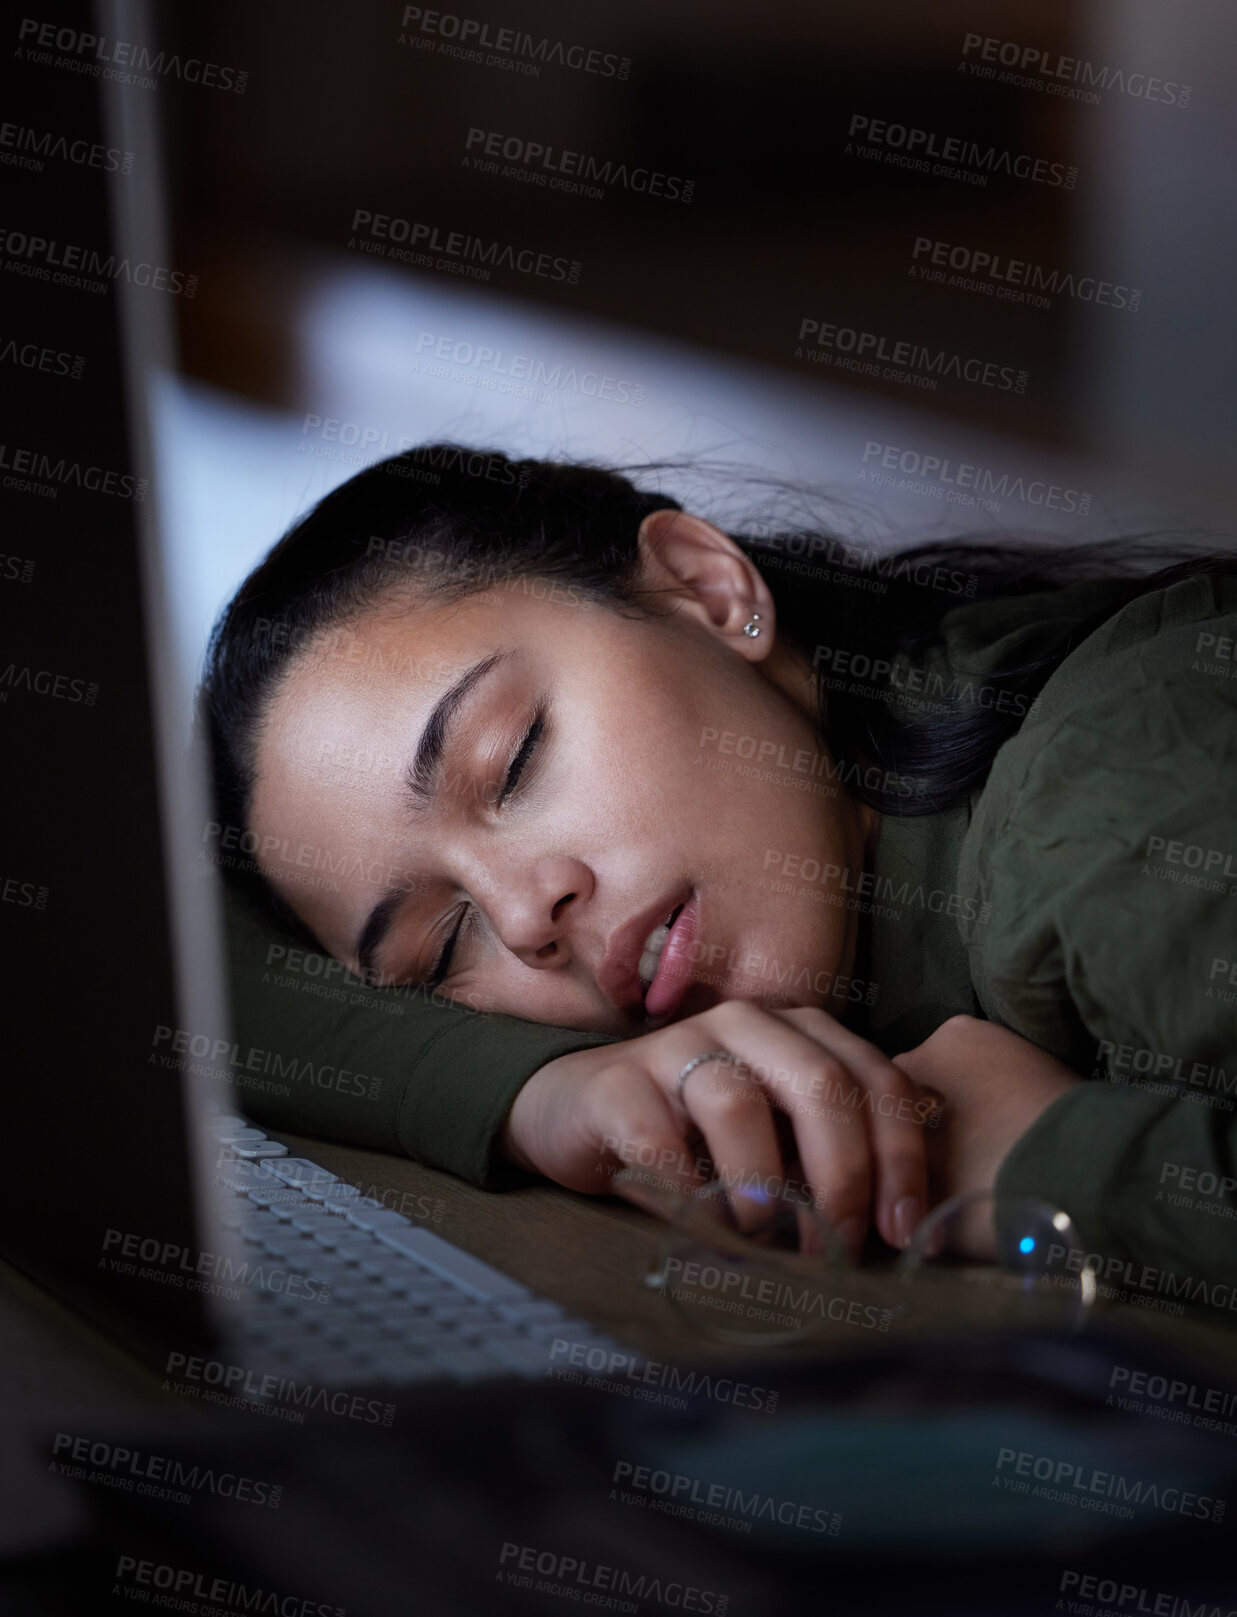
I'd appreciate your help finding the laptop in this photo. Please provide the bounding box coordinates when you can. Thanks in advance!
[0,0,624,1403]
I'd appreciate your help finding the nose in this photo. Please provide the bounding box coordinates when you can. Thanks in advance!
[484,855,594,969]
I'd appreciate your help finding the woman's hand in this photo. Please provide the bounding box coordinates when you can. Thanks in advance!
[500,1002,941,1255]
[892,1015,1082,1256]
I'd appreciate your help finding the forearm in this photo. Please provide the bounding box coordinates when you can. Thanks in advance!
[225,884,615,1187]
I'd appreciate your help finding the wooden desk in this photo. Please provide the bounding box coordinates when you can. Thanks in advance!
[1,1124,1231,1449]
[269,1129,1237,1380]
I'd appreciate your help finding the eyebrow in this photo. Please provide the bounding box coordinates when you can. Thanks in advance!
[353,650,509,983]
[405,650,508,809]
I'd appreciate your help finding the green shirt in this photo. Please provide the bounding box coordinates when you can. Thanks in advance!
[225,571,1237,1291]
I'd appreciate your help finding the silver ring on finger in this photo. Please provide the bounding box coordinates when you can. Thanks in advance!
[676,1049,738,1105]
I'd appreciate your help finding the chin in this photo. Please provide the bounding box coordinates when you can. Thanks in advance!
[650,979,727,1027]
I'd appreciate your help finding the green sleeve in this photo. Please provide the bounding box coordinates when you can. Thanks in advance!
[222,886,615,1188]
[956,574,1237,1297]
[996,1085,1237,1306]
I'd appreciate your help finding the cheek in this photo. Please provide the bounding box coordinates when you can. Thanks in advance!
[448,955,628,1033]
[568,649,730,795]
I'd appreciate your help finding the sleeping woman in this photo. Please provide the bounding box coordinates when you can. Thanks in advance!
[202,446,1237,1294]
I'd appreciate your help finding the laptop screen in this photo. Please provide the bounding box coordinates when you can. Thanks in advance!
[0,0,233,1361]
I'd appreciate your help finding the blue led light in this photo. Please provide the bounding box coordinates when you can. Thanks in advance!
[1019,1236,1036,1254]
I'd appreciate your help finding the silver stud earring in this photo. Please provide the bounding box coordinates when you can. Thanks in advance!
[742,612,762,639]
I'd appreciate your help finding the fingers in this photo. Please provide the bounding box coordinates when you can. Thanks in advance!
[723,1009,875,1257]
[660,1010,874,1259]
[591,1062,709,1214]
[773,1007,930,1250]
[598,1004,934,1258]
[646,1003,932,1255]
[670,1058,789,1236]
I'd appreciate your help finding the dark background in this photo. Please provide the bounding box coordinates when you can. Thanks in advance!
[156,0,1236,504]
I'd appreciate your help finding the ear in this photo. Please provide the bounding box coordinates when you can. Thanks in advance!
[636,508,775,661]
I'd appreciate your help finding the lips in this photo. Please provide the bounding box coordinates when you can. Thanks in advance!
[638,902,685,985]
[644,892,701,1019]
[597,889,693,1014]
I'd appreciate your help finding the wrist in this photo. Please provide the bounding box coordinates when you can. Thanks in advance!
[499,1057,566,1175]
[498,1095,538,1173]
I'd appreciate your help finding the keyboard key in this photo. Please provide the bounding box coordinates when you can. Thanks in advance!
[303,1181,362,1207]
[376,1323,446,1347]
[311,1227,375,1253]
[370,1295,436,1316]
[321,1287,370,1310]
[209,1117,262,1137]
[234,1157,280,1181]
[267,1159,336,1189]
[374,1273,423,1299]
[376,1272,445,1297]
[347,1299,389,1322]
[246,1186,303,1212]
[369,1226,530,1301]
[344,1205,412,1234]
[259,1233,313,1261]
[480,1336,553,1376]
[215,1160,276,1192]
[233,1140,289,1159]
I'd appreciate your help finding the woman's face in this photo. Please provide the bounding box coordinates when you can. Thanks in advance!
[249,510,875,1035]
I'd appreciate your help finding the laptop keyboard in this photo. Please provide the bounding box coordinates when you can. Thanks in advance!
[209,1114,628,1388]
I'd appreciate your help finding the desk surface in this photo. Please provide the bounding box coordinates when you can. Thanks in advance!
[270,1128,1237,1378]
[2,1125,1234,1433]
[3,1125,1235,1565]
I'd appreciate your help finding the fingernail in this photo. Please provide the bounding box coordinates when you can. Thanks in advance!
[835,1215,867,1261]
[893,1195,925,1250]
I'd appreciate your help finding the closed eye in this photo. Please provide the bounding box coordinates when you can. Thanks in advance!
[498,711,544,806]
[427,906,469,990]
[428,711,545,986]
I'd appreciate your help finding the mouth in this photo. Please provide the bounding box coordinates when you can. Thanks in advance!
[637,903,685,988]
[597,889,697,1016]
[641,893,700,1021]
